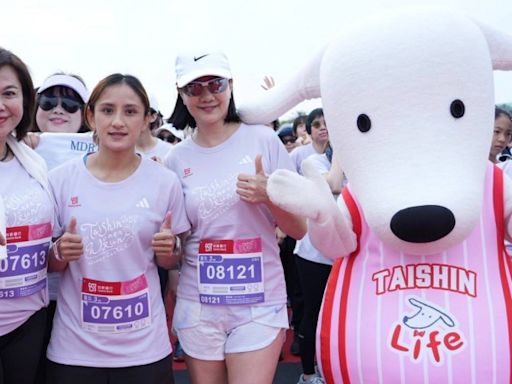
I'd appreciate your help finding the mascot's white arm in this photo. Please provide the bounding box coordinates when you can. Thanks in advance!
[267,159,357,259]
[240,46,357,259]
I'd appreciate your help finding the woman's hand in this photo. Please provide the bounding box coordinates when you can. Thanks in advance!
[22,132,40,149]
[50,217,83,271]
[0,232,6,260]
[276,227,286,245]
[237,155,306,240]
[236,155,270,205]
[152,212,179,269]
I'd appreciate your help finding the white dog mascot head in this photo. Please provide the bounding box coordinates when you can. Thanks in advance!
[239,8,512,256]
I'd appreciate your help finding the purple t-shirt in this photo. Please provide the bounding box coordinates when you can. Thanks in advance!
[47,156,190,367]
[165,123,294,306]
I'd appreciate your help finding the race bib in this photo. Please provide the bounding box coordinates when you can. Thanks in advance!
[0,223,51,299]
[198,238,264,305]
[81,274,151,333]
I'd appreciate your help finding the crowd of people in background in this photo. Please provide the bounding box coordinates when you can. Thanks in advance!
[1,44,512,384]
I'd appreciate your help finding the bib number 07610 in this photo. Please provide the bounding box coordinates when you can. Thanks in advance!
[89,302,145,321]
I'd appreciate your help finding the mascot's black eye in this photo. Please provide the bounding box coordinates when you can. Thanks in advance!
[450,100,465,118]
[357,114,371,133]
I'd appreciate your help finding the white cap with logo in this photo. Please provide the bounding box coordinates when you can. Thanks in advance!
[175,52,232,88]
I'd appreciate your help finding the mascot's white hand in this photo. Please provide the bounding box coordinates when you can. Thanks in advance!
[267,158,338,224]
[268,158,357,259]
[305,158,357,258]
[267,169,310,215]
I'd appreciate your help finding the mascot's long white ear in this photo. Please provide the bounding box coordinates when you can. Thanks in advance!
[477,21,512,70]
[238,45,326,124]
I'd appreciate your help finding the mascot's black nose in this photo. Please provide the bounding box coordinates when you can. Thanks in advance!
[390,205,455,243]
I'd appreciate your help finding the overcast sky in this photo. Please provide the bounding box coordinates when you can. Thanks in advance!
[3,0,512,120]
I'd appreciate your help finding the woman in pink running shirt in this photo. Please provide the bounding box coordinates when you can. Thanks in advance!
[46,74,190,384]
[0,47,54,384]
[165,51,306,384]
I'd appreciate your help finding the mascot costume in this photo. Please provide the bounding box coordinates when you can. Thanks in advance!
[238,8,512,383]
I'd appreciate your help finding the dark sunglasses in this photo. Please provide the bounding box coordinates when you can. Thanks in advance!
[281,137,296,145]
[180,78,229,97]
[311,119,326,129]
[38,94,82,114]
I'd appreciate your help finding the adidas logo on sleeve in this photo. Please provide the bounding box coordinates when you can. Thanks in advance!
[135,198,150,209]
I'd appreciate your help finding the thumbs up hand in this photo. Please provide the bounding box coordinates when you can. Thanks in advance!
[67,217,78,234]
[53,217,84,263]
[152,212,180,269]
[236,154,270,205]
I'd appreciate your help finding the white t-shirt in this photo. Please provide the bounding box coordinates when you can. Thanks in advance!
[36,132,97,171]
[165,123,294,306]
[0,157,52,335]
[137,139,172,161]
[47,156,190,367]
[296,153,334,265]
[499,160,512,177]
[290,143,317,174]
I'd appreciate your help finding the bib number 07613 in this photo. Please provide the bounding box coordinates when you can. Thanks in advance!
[0,251,46,273]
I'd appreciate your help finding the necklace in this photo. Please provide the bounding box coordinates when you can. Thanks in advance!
[0,145,9,162]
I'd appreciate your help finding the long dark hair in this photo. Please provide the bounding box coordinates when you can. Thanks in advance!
[0,47,35,141]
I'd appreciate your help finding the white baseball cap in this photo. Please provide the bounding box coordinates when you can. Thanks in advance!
[175,51,232,88]
[154,123,184,140]
[37,74,89,103]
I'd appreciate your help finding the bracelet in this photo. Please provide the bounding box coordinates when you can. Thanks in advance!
[52,238,64,262]
[172,236,182,257]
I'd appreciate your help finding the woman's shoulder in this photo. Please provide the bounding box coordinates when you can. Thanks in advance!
[140,156,181,183]
[48,156,83,180]
[241,122,272,132]
[239,123,280,140]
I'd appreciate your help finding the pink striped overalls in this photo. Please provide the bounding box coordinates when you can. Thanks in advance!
[318,164,512,383]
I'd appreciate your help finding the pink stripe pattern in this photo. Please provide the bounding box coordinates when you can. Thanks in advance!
[318,164,512,383]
